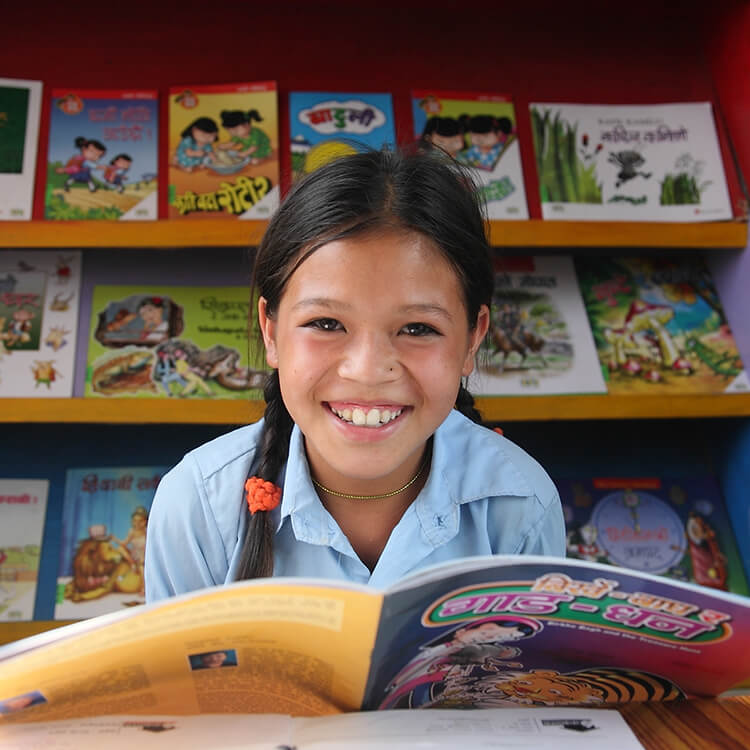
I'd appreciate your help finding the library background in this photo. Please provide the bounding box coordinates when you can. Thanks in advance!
[1,0,750,654]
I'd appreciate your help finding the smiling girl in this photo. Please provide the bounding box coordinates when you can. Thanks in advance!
[145,146,564,600]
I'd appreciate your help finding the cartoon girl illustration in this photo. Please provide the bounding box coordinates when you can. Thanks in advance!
[113,505,149,596]
[56,137,107,192]
[457,115,515,171]
[380,616,541,709]
[173,117,218,171]
[103,153,132,193]
[217,109,271,164]
[421,116,466,159]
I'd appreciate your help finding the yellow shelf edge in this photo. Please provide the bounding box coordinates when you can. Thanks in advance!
[1,219,746,249]
[4,395,750,424]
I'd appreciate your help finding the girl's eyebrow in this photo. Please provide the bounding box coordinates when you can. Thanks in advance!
[291,298,454,321]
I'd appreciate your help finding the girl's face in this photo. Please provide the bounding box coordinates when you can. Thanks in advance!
[228,122,251,137]
[83,143,105,161]
[471,130,500,150]
[429,133,464,157]
[259,230,489,496]
[192,127,217,145]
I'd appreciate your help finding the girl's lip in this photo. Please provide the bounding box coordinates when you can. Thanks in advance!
[326,400,407,410]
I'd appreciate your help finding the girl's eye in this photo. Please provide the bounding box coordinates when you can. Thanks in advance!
[400,322,439,337]
[306,318,343,332]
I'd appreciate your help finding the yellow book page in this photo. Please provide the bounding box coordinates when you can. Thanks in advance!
[0,581,382,723]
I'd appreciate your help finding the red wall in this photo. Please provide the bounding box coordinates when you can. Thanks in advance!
[1,0,744,220]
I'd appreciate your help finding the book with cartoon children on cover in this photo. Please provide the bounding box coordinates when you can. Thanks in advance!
[0,77,42,221]
[412,90,529,220]
[1,554,749,724]
[558,475,749,596]
[0,251,81,397]
[289,91,395,182]
[469,255,606,396]
[53,466,168,621]
[575,254,749,394]
[168,81,279,219]
[0,479,49,622]
[529,102,732,221]
[45,89,158,220]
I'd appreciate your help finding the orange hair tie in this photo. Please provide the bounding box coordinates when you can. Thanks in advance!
[245,476,282,514]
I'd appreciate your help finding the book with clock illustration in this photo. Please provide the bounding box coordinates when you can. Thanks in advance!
[558,475,749,596]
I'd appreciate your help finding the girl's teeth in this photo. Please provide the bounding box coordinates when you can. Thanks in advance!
[332,406,402,427]
[352,408,366,426]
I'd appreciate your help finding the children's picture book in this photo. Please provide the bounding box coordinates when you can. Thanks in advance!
[0,707,646,749]
[575,255,749,394]
[0,251,81,397]
[53,466,168,620]
[0,77,42,221]
[529,102,733,221]
[470,255,606,396]
[289,91,395,182]
[3,555,750,722]
[45,89,158,220]
[168,82,278,220]
[559,475,749,596]
[412,90,529,220]
[82,284,266,399]
[0,479,49,622]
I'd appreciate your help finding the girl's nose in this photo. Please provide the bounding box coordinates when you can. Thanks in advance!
[337,332,400,384]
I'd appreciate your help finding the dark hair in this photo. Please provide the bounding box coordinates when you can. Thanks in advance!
[237,145,494,580]
[427,617,538,647]
[221,109,263,128]
[422,115,464,139]
[461,114,514,137]
[74,136,106,152]
[181,117,218,139]
[110,153,132,164]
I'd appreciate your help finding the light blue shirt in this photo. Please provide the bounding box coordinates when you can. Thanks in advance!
[145,410,565,602]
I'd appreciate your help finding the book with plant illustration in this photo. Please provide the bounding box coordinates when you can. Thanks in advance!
[575,255,748,393]
[0,77,41,221]
[412,90,529,219]
[289,91,395,182]
[168,81,278,219]
[45,89,158,220]
[529,102,732,221]
[470,255,605,395]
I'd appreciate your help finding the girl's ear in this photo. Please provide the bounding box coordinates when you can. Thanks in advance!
[257,296,279,368]
[462,304,491,377]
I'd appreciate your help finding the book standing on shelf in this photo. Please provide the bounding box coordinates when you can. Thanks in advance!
[0,77,41,221]
[45,89,158,221]
[53,466,168,620]
[0,480,49,622]
[289,91,395,182]
[469,255,606,396]
[0,251,81,398]
[576,254,749,394]
[412,90,529,220]
[168,81,279,220]
[1,555,749,724]
[529,102,733,222]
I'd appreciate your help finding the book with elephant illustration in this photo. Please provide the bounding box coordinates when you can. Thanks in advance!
[4,554,750,724]
[53,466,168,620]
[575,254,749,394]
[82,283,267,400]
[469,255,606,396]
[528,101,732,221]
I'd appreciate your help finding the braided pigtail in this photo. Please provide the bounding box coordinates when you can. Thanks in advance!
[237,370,293,579]
[455,382,485,426]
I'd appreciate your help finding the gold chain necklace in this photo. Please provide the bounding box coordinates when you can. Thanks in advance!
[311,460,427,501]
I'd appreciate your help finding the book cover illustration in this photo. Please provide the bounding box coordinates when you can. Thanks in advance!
[0,77,41,221]
[45,89,158,220]
[83,284,267,399]
[0,251,81,397]
[529,102,732,221]
[576,255,749,394]
[469,255,606,395]
[559,476,749,596]
[289,91,395,182]
[54,467,168,620]
[168,81,279,220]
[412,90,529,220]
[0,480,49,621]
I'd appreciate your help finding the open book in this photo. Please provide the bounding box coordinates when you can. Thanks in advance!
[1,555,749,723]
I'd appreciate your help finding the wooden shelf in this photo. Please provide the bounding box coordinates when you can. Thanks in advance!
[1,219,746,249]
[5,394,750,424]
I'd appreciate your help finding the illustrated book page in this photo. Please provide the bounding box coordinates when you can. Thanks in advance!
[0,77,41,221]
[412,90,529,219]
[45,89,158,220]
[168,81,279,220]
[529,102,732,221]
